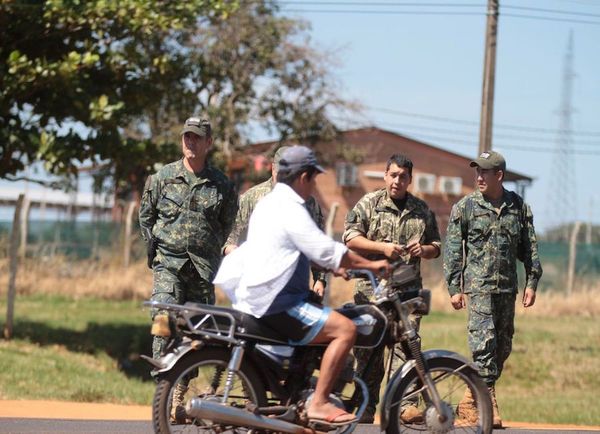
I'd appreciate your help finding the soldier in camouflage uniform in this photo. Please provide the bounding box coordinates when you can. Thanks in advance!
[223,146,328,297]
[443,150,542,428]
[139,116,238,360]
[343,154,441,423]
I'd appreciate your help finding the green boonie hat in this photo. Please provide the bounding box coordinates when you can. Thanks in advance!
[181,116,211,137]
[470,150,506,171]
[273,146,291,168]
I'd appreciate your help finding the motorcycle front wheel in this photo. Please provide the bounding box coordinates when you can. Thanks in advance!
[153,346,268,434]
[386,357,492,434]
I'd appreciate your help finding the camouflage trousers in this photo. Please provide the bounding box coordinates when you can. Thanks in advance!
[353,290,420,416]
[467,292,516,386]
[151,260,215,360]
[354,341,406,416]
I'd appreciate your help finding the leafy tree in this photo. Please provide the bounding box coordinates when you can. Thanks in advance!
[1,0,235,184]
[1,0,353,203]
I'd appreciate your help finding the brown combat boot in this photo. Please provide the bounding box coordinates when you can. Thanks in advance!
[456,387,478,424]
[400,405,424,424]
[170,383,189,424]
[488,385,502,428]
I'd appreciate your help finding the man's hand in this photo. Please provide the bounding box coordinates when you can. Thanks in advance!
[406,240,423,258]
[223,244,237,255]
[370,259,392,279]
[450,293,465,310]
[523,287,536,308]
[406,239,440,259]
[333,267,349,280]
[382,243,406,260]
[312,280,326,298]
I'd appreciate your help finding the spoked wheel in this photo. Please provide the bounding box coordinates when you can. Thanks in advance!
[153,347,267,434]
[387,357,492,434]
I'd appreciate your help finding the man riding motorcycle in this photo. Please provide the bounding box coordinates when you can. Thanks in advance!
[214,145,390,428]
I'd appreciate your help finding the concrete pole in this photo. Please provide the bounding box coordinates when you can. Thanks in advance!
[123,200,138,268]
[4,194,24,340]
[566,221,582,295]
[478,0,499,155]
[18,196,31,259]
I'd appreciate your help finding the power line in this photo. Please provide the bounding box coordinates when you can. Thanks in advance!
[503,4,600,18]
[502,12,600,26]
[279,0,600,18]
[368,106,600,137]
[330,115,600,155]
[278,1,484,6]
[279,2,600,25]
[283,8,483,16]
[371,121,600,146]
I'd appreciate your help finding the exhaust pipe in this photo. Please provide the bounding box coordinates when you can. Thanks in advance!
[186,398,307,434]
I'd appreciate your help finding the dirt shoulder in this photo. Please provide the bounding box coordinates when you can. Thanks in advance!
[0,400,150,421]
[1,400,599,431]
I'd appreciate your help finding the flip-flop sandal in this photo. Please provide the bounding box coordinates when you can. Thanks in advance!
[308,408,358,429]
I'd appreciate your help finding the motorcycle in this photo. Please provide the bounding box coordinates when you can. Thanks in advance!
[143,263,492,434]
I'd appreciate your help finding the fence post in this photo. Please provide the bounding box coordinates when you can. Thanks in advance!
[4,194,24,340]
[566,221,582,295]
[18,196,31,259]
[123,200,138,267]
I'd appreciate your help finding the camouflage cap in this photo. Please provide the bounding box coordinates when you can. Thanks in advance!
[181,116,211,137]
[278,145,325,176]
[470,150,506,171]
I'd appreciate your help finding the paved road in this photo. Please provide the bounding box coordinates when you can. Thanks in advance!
[1,419,599,434]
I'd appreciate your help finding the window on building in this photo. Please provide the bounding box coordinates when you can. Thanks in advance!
[336,162,358,187]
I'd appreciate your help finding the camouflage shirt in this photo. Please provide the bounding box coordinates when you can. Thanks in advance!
[443,189,543,296]
[224,178,327,284]
[139,159,238,281]
[343,189,441,294]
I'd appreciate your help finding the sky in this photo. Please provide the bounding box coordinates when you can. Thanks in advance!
[1,0,599,232]
[271,0,600,232]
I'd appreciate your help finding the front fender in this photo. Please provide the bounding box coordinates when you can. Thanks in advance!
[379,349,476,431]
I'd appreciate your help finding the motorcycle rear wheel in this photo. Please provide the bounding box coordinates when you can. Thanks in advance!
[153,346,267,434]
[386,357,492,434]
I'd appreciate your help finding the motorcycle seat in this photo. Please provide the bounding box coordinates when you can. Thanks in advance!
[184,302,289,345]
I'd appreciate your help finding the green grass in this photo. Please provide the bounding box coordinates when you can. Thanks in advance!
[0,294,599,425]
[419,310,600,425]
[0,294,154,404]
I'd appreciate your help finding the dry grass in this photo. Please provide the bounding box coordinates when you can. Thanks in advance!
[327,263,600,317]
[0,257,152,300]
[1,256,599,316]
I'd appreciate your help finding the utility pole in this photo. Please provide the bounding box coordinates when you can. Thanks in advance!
[478,0,499,155]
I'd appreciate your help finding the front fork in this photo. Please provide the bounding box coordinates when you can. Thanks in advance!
[392,296,448,423]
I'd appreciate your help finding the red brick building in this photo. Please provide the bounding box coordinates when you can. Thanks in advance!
[233,127,532,238]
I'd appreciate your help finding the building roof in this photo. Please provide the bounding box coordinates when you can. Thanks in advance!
[243,126,533,183]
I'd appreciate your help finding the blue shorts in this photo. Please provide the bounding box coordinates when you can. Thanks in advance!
[260,301,332,346]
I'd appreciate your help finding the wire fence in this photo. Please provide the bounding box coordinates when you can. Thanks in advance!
[1,222,598,292]
[0,220,145,263]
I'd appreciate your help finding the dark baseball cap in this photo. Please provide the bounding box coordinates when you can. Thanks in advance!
[277,145,325,176]
[181,116,211,137]
[470,150,506,171]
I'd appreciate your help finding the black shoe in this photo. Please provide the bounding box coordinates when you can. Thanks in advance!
[359,410,375,424]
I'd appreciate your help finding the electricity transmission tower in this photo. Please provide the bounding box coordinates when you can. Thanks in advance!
[548,31,577,237]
